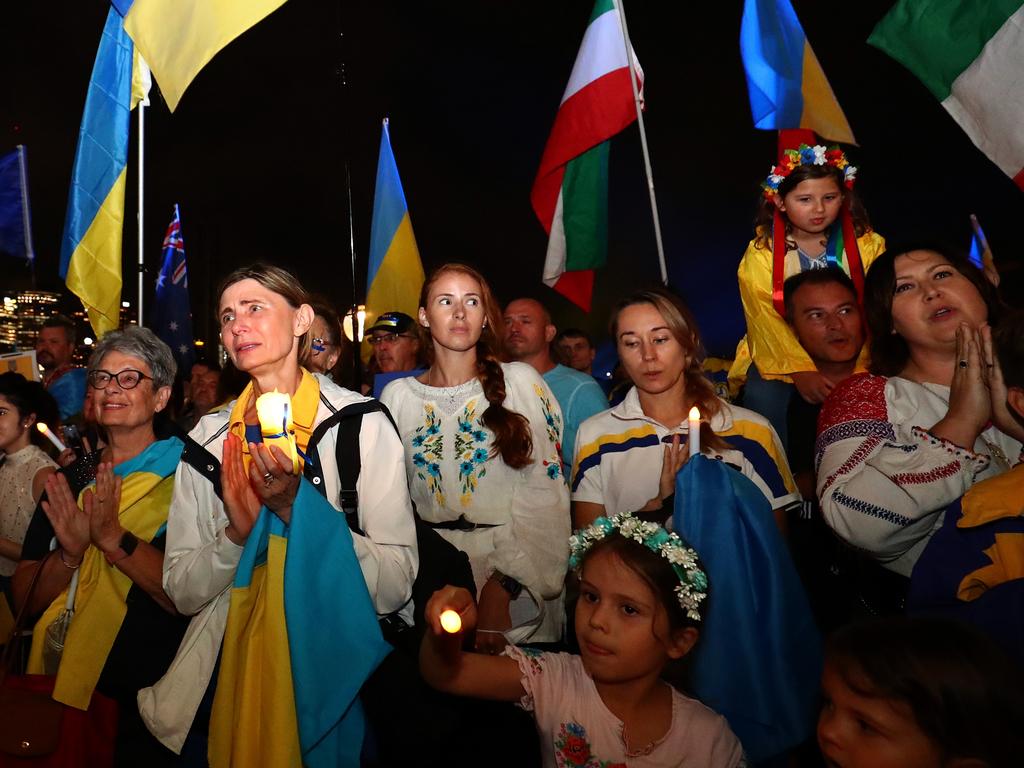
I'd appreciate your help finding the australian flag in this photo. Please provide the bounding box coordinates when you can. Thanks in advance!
[150,204,195,373]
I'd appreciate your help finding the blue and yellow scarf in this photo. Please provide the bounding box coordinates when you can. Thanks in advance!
[27,436,183,710]
[209,370,390,768]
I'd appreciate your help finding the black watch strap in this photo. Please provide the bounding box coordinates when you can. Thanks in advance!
[493,571,523,599]
[120,531,139,557]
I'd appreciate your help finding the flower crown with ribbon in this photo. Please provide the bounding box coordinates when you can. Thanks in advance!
[569,511,708,622]
[762,144,857,200]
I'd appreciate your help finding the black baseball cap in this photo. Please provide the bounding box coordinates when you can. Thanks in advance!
[366,311,416,335]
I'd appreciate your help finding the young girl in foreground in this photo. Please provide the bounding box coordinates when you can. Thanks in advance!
[819,617,1024,768]
[421,512,746,767]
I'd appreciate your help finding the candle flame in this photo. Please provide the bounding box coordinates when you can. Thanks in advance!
[439,609,462,634]
[36,422,50,433]
[688,406,700,420]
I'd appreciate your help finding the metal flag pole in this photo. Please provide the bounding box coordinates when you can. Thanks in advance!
[137,102,146,326]
[614,0,668,285]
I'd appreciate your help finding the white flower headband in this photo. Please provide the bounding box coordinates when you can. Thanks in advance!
[569,511,708,622]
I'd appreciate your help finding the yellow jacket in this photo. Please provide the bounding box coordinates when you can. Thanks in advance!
[736,229,886,381]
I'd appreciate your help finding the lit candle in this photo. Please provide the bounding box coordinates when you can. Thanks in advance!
[687,406,701,458]
[36,423,66,452]
[440,609,462,634]
[255,390,299,473]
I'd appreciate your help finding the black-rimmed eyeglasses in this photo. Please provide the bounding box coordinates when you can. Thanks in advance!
[87,369,153,390]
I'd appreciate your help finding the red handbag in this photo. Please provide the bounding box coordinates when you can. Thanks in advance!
[0,556,119,767]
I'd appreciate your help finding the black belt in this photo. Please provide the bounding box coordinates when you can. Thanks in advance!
[422,515,499,532]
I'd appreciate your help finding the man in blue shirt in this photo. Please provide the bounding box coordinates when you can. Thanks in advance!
[37,315,87,423]
[503,298,607,474]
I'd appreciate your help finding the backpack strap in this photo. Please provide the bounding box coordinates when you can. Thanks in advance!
[304,398,399,536]
[179,423,229,501]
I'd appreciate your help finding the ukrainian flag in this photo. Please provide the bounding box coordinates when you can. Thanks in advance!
[365,119,425,351]
[123,0,290,112]
[740,0,855,144]
[59,5,141,338]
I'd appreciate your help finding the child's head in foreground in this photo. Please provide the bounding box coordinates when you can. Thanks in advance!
[570,512,709,684]
[819,616,1024,768]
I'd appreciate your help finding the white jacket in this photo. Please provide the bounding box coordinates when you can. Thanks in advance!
[138,375,417,753]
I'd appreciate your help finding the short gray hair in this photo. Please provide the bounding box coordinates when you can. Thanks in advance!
[89,326,177,389]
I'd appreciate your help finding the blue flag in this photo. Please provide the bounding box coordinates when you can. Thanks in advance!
[150,204,195,372]
[0,146,35,262]
[674,455,821,762]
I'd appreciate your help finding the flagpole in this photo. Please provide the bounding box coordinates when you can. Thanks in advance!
[614,0,667,285]
[137,103,146,327]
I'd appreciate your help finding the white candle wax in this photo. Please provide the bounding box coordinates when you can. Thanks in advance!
[36,422,66,452]
[687,406,701,458]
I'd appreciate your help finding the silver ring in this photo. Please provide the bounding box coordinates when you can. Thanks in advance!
[958,360,968,369]
[262,472,274,487]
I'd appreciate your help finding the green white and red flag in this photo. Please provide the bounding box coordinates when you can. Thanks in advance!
[869,0,1024,190]
[531,0,643,312]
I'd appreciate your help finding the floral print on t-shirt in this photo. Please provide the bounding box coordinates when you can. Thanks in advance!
[555,722,626,768]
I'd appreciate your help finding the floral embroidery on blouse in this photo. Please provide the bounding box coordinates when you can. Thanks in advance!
[534,383,562,448]
[554,722,626,768]
[453,399,489,507]
[412,404,445,506]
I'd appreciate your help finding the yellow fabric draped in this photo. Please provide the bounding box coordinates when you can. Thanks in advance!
[27,465,174,710]
[957,465,1024,602]
[208,369,320,768]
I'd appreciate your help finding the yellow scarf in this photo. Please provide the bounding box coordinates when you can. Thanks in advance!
[27,437,182,710]
[209,369,321,768]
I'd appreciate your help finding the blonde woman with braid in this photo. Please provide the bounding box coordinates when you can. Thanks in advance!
[382,264,569,652]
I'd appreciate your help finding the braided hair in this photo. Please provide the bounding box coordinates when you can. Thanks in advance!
[419,263,533,468]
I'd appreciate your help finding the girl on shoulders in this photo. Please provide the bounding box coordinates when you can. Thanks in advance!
[381,263,569,650]
[420,513,745,768]
[572,287,798,531]
[737,141,885,446]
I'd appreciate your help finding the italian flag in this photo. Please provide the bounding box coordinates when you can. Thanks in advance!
[870,0,1024,190]
[531,0,643,312]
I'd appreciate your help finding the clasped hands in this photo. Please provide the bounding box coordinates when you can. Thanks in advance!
[42,462,125,563]
[222,434,300,545]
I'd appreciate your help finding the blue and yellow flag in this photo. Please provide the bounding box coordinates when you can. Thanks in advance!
[59,5,144,338]
[0,145,35,262]
[210,374,391,768]
[365,119,425,356]
[123,0,290,112]
[740,0,855,144]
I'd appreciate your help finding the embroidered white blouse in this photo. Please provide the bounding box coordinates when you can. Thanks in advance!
[816,373,1022,576]
[382,362,570,642]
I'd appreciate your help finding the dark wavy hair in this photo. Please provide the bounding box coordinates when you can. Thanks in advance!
[609,287,728,453]
[0,372,60,449]
[419,263,533,469]
[995,309,1024,391]
[826,617,1024,768]
[753,164,871,249]
[864,242,1004,376]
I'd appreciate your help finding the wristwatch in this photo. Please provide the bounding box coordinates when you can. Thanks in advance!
[491,570,523,600]
[104,531,139,565]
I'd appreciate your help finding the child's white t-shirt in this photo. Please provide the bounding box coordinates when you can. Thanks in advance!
[506,646,747,768]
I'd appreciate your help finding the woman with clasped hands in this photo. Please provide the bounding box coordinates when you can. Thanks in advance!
[138,264,416,763]
[13,326,188,765]
[816,244,1022,591]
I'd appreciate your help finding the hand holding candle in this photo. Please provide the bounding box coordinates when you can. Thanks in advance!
[37,422,67,453]
[440,609,463,634]
[255,390,300,473]
[687,406,701,458]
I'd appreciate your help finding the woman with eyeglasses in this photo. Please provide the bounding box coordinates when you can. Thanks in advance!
[12,326,189,765]
[304,297,353,388]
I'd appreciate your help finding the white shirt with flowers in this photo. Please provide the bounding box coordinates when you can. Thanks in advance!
[382,362,570,642]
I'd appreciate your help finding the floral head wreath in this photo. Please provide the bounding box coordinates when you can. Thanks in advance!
[762,144,857,200]
[568,511,708,622]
